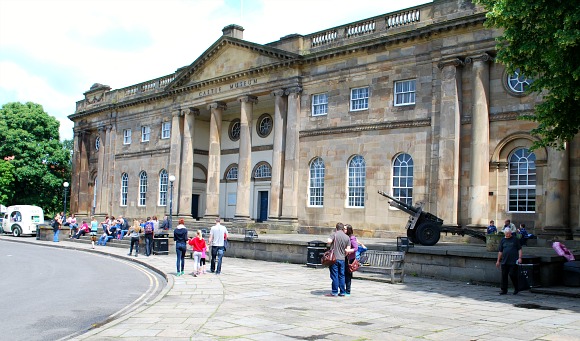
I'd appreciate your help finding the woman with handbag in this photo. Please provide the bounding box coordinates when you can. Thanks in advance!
[345,224,359,296]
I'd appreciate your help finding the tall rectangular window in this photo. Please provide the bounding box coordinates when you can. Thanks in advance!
[392,153,414,206]
[350,87,369,111]
[309,157,325,206]
[141,126,150,142]
[312,93,328,116]
[161,122,171,139]
[508,148,536,212]
[139,171,147,206]
[120,173,128,206]
[347,155,366,207]
[159,170,168,206]
[394,79,416,106]
[123,129,131,145]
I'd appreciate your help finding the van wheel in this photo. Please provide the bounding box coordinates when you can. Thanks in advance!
[12,225,22,237]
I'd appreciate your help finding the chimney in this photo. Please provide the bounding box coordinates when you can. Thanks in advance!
[222,24,244,39]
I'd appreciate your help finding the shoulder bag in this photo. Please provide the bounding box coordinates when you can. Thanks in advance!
[321,246,336,267]
[348,259,360,272]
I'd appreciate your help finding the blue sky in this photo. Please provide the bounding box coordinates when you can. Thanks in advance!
[0,0,430,141]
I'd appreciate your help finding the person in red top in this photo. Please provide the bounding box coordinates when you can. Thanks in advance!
[188,230,206,277]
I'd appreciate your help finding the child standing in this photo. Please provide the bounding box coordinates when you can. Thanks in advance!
[200,245,207,274]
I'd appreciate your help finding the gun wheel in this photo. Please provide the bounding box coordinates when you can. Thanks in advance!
[416,222,440,246]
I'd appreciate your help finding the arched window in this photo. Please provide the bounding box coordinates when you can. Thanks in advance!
[159,170,168,206]
[508,148,536,212]
[226,165,238,180]
[348,155,366,207]
[309,157,325,207]
[95,136,100,151]
[120,173,128,206]
[139,171,147,206]
[392,153,414,206]
[254,163,272,179]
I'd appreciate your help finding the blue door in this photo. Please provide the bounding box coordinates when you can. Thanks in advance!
[258,191,268,222]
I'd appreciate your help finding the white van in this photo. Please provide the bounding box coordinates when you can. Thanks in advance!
[2,205,44,237]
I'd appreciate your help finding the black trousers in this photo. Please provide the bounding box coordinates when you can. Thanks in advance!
[500,263,519,293]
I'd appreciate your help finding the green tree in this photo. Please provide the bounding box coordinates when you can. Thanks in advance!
[0,159,15,205]
[0,102,71,213]
[475,0,580,149]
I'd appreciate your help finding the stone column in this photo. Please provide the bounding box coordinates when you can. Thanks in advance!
[545,146,569,231]
[168,108,184,214]
[280,87,301,221]
[95,126,107,215]
[99,125,113,214]
[235,95,258,221]
[436,59,463,225]
[178,108,199,216]
[204,102,227,219]
[77,132,91,215]
[269,90,287,220]
[70,131,81,214]
[106,123,117,213]
[467,54,492,226]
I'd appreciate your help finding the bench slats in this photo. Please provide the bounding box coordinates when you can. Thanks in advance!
[359,250,405,283]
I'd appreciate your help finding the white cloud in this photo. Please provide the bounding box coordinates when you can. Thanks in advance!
[0,0,430,141]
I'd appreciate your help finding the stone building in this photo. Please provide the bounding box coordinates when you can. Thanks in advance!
[69,0,579,240]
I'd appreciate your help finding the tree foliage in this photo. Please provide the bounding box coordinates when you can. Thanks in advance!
[0,160,15,205]
[0,102,71,214]
[475,0,580,149]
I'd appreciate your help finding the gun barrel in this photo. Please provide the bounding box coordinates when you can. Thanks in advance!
[377,190,418,214]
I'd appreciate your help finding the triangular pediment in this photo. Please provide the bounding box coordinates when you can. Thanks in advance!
[167,37,300,89]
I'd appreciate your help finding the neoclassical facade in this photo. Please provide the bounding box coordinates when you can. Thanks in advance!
[69,0,579,239]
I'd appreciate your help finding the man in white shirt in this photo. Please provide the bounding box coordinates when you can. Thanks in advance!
[208,218,228,274]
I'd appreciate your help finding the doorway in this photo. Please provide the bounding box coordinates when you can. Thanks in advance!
[257,191,268,222]
[192,194,200,220]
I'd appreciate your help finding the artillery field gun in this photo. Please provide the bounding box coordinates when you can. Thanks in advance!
[378,190,486,246]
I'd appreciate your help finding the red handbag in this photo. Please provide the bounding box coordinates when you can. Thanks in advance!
[348,259,360,272]
[321,249,336,267]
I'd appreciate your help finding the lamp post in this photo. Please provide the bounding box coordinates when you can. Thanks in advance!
[63,181,69,221]
[168,175,175,230]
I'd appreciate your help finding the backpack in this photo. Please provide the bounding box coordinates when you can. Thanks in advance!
[51,219,59,230]
[144,221,154,234]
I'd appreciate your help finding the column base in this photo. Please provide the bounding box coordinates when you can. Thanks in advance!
[234,215,252,222]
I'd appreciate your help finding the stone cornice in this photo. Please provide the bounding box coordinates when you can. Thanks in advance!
[300,119,430,138]
[115,148,171,160]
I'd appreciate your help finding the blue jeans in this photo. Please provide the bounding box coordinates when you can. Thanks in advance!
[211,246,225,273]
[53,229,59,242]
[176,242,186,273]
[145,234,153,256]
[329,259,346,295]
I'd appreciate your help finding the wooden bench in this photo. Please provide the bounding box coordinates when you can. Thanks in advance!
[358,250,405,283]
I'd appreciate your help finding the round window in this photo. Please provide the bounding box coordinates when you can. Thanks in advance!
[229,119,240,141]
[256,114,273,138]
[506,69,532,94]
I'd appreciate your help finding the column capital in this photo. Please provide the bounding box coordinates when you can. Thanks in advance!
[271,89,285,97]
[172,110,183,118]
[465,53,494,64]
[437,57,465,70]
[238,95,258,104]
[285,87,302,96]
[207,101,227,111]
[183,107,200,116]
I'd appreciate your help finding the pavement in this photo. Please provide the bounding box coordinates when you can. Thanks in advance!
[2,235,580,341]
